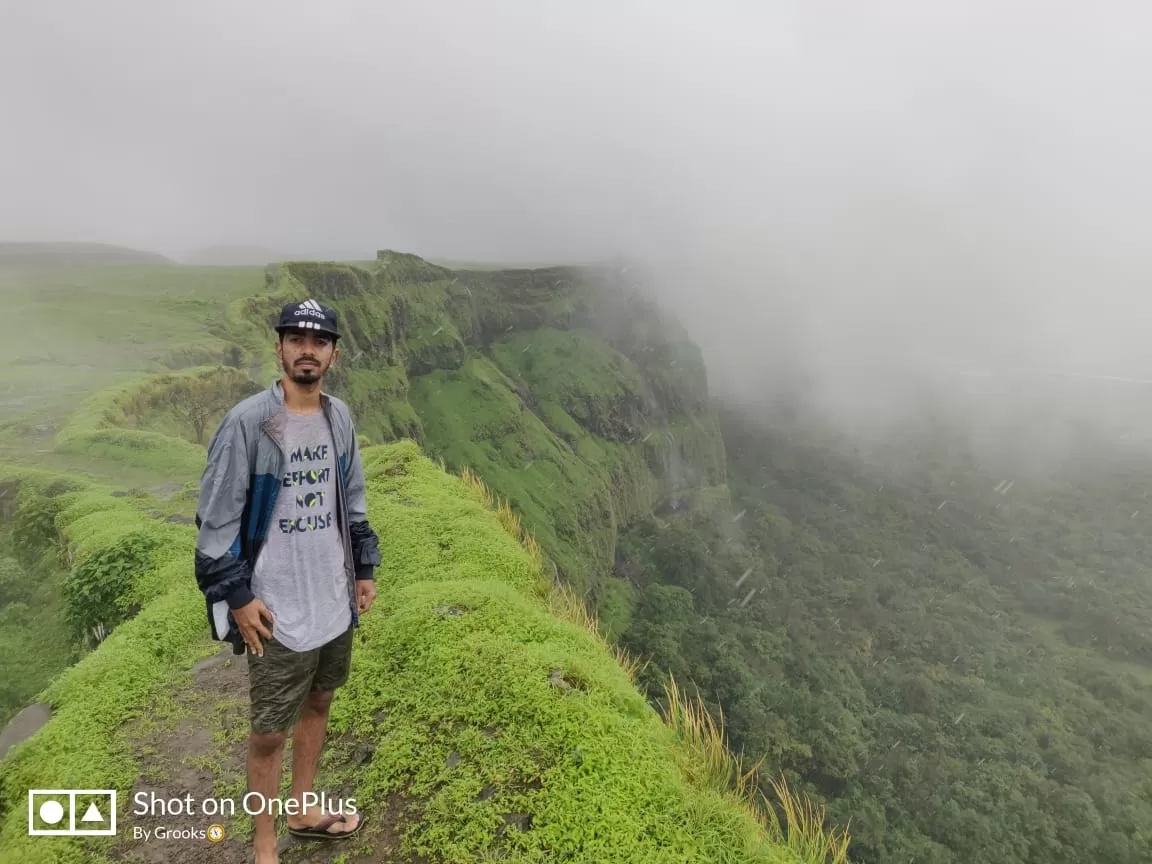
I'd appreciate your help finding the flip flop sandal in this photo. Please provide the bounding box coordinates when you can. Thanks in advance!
[287,811,364,841]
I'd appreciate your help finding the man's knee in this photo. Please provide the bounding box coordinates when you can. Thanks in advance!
[306,689,334,712]
[250,729,287,756]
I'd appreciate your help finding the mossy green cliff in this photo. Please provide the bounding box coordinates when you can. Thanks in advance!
[229,253,726,601]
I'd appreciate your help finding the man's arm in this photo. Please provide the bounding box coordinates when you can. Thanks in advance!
[345,431,381,580]
[194,411,255,612]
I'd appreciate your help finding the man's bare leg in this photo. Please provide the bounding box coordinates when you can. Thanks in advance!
[287,690,360,833]
[249,730,287,864]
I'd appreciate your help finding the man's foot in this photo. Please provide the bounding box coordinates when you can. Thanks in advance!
[252,845,278,864]
[286,809,364,840]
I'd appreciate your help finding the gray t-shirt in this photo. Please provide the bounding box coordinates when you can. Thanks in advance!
[252,409,351,652]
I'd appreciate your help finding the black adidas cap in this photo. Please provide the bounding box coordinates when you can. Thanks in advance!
[275,299,340,340]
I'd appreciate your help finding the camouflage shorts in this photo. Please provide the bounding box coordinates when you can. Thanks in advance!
[246,627,354,734]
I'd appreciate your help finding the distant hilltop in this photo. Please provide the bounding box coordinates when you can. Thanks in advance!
[0,242,173,267]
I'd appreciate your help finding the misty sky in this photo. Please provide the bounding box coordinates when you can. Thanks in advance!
[6,1,1152,423]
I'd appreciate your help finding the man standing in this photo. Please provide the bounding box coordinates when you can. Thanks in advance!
[194,299,381,863]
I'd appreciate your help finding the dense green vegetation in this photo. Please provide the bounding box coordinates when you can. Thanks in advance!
[611,404,1152,864]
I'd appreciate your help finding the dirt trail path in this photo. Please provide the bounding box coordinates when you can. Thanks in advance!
[0,703,51,761]
[109,643,415,864]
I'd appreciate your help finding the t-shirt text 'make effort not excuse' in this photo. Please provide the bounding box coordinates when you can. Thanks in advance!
[252,410,351,652]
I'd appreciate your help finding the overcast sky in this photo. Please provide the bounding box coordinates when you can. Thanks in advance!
[5,1,1152,440]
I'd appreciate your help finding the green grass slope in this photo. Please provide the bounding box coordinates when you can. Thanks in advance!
[0,261,265,443]
[0,443,817,864]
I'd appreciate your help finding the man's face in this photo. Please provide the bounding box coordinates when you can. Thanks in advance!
[276,330,339,385]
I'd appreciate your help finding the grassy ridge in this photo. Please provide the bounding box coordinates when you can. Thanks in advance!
[48,372,214,481]
[334,442,805,862]
[0,442,828,863]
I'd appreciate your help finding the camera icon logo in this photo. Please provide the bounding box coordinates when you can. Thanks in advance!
[28,790,117,836]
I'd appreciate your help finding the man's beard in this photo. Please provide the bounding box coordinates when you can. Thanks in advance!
[284,357,325,384]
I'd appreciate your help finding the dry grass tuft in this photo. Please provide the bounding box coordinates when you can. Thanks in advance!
[661,674,852,864]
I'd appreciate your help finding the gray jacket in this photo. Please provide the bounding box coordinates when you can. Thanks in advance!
[194,380,381,654]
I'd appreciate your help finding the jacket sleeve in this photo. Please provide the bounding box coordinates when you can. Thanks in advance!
[345,429,381,581]
[194,410,256,609]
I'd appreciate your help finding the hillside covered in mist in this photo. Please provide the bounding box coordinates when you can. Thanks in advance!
[0,253,1149,864]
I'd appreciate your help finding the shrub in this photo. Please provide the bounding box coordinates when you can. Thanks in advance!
[62,531,161,647]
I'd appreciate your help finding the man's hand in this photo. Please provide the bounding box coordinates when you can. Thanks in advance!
[234,599,274,656]
[356,579,376,615]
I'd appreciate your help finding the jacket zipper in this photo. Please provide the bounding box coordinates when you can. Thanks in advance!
[322,398,359,626]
